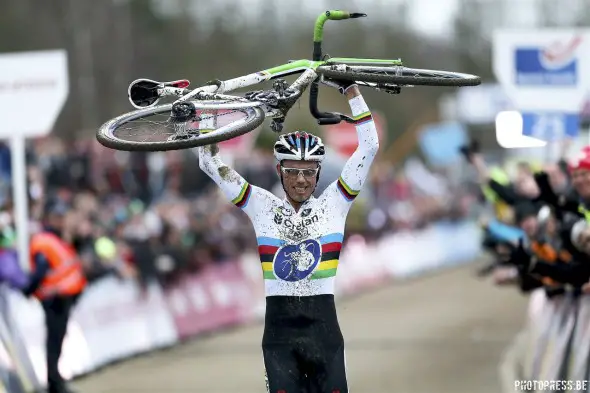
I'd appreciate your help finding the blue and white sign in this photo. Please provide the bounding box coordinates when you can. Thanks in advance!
[514,38,580,86]
[521,112,579,141]
[495,110,579,149]
[493,30,590,112]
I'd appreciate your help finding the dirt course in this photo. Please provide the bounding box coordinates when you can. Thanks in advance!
[72,264,529,393]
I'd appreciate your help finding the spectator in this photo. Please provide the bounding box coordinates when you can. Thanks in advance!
[0,136,476,291]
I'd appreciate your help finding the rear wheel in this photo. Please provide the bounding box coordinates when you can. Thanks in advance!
[97,99,265,152]
[317,64,481,87]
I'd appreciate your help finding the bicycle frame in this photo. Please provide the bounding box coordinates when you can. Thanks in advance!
[163,10,404,125]
[172,57,402,100]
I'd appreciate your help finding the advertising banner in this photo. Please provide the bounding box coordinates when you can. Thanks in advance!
[493,30,590,149]
[493,30,590,112]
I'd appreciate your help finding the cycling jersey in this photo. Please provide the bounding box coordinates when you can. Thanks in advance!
[198,95,379,297]
[199,94,377,393]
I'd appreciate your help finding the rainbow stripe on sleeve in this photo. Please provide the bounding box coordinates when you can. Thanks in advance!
[352,110,373,126]
[336,176,360,201]
[258,233,343,280]
[232,182,252,208]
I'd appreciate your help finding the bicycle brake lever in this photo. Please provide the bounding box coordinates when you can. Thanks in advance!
[317,113,353,125]
[317,117,341,125]
[340,114,355,124]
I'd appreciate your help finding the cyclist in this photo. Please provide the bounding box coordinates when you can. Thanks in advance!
[198,79,378,393]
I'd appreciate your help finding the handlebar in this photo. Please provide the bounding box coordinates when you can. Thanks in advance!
[310,10,366,126]
[313,10,367,43]
[309,86,351,125]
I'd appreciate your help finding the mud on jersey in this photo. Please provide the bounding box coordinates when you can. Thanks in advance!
[198,95,379,297]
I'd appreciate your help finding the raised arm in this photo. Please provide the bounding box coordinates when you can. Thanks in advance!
[198,143,279,216]
[321,85,379,206]
[338,87,379,197]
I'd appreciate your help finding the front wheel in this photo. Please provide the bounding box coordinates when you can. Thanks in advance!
[97,100,265,152]
[317,64,481,87]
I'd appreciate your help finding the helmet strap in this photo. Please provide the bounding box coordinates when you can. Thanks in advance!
[312,166,321,195]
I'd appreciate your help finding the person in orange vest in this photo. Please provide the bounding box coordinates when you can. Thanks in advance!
[30,202,87,393]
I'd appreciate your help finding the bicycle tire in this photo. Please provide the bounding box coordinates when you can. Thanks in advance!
[97,100,265,152]
[317,65,481,87]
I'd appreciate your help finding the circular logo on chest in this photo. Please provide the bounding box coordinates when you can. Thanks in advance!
[273,239,322,281]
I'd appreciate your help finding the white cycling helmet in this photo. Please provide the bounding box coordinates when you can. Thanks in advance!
[273,131,325,163]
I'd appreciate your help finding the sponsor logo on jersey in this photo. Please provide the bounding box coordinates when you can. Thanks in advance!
[301,208,312,217]
[273,239,321,281]
[273,207,318,229]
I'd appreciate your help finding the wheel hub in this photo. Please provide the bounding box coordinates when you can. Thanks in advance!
[170,101,196,123]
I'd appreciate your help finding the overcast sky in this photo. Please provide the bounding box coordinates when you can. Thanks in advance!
[156,0,585,40]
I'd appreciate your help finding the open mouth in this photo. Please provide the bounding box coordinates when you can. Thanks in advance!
[294,186,307,194]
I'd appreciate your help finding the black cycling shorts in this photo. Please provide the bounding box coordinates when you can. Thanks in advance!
[262,294,348,393]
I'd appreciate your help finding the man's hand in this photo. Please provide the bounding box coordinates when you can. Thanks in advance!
[493,266,519,286]
[533,171,559,206]
[320,76,358,96]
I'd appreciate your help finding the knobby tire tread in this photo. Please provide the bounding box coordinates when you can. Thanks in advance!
[318,68,481,87]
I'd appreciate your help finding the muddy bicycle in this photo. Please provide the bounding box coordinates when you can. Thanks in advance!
[97,10,481,152]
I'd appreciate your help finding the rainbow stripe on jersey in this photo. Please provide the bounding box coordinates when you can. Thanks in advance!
[232,182,252,208]
[352,110,373,126]
[258,233,343,280]
[336,176,359,201]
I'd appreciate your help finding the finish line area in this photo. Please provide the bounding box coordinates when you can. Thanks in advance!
[72,264,529,393]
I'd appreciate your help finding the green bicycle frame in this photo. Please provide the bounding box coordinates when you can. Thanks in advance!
[180,10,401,124]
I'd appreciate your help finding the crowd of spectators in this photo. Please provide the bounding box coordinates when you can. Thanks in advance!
[0,136,478,290]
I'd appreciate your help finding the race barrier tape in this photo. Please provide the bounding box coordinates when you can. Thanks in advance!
[0,220,482,392]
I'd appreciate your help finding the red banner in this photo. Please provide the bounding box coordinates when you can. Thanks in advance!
[323,111,387,157]
[163,262,256,340]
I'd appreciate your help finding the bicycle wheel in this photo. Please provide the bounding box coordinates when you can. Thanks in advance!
[317,64,481,87]
[97,100,265,152]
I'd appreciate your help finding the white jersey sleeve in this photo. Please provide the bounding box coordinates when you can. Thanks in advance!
[198,144,279,218]
[320,94,379,211]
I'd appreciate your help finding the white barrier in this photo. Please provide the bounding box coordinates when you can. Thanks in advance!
[71,277,178,369]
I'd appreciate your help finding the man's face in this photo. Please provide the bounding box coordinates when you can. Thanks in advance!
[277,160,319,203]
[519,216,538,238]
[47,213,65,232]
[514,174,540,198]
[571,169,590,200]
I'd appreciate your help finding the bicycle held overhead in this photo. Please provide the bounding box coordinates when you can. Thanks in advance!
[94,10,482,393]
[96,9,480,152]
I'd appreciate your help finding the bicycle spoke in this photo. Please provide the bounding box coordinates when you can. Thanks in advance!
[113,109,248,144]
